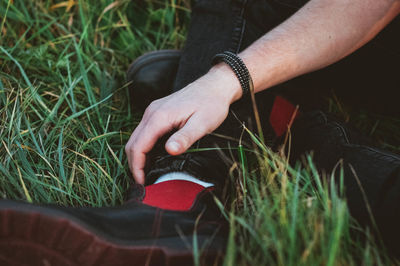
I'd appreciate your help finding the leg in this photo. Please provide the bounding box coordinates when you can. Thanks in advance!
[290,111,400,255]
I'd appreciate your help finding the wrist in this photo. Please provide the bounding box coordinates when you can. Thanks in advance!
[207,63,243,104]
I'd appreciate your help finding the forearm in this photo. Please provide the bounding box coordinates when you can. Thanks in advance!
[211,0,400,102]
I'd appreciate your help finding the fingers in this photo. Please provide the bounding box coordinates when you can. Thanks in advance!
[125,93,228,184]
[125,107,173,184]
[125,125,146,184]
[166,113,210,155]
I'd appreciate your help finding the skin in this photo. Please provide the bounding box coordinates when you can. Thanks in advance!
[126,0,400,184]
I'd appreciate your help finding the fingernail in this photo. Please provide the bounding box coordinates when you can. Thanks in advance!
[167,141,180,153]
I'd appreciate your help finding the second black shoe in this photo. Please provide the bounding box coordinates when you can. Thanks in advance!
[126,50,181,111]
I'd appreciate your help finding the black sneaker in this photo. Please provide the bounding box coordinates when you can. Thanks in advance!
[0,181,227,266]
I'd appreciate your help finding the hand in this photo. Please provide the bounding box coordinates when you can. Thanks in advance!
[125,64,242,184]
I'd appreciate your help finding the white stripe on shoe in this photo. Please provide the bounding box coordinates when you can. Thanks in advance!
[154,172,214,188]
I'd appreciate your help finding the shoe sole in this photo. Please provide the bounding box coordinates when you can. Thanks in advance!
[0,200,225,266]
[126,50,181,82]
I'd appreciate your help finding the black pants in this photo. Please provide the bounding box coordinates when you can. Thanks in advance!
[145,0,400,254]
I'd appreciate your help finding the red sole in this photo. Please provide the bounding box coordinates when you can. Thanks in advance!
[0,208,223,266]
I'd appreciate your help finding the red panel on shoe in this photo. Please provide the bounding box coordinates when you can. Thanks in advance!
[269,96,298,137]
[142,180,210,211]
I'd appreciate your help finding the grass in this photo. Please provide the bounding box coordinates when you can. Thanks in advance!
[0,0,189,206]
[0,0,399,265]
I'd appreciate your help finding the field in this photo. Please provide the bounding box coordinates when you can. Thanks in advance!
[0,0,399,265]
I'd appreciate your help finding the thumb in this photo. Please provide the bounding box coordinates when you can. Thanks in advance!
[165,115,209,155]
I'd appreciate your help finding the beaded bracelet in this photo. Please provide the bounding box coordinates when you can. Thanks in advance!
[212,51,253,95]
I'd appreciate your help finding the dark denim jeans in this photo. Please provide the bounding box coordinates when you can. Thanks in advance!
[145,0,400,254]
